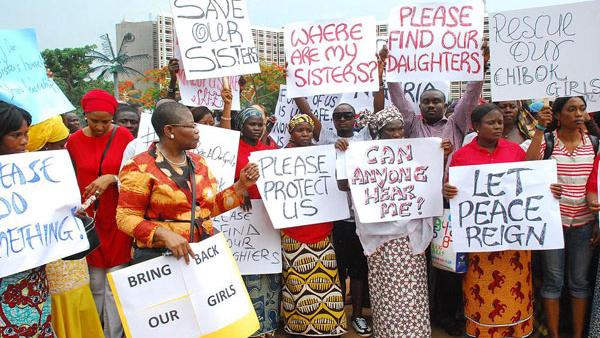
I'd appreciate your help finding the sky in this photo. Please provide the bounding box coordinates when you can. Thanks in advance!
[0,0,398,50]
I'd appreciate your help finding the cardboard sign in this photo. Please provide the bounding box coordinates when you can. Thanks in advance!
[0,29,75,124]
[488,1,600,111]
[212,200,281,275]
[193,124,239,192]
[108,233,259,338]
[284,17,378,98]
[249,145,350,228]
[386,1,485,82]
[133,113,156,155]
[431,210,467,273]
[449,160,564,252]
[170,0,260,80]
[0,150,89,278]
[345,138,444,223]
[175,39,241,110]
[269,85,341,148]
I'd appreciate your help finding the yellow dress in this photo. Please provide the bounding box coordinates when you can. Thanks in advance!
[46,259,104,338]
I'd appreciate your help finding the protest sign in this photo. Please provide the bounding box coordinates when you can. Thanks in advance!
[0,150,89,278]
[193,124,239,192]
[345,138,444,223]
[170,0,260,80]
[449,160,563,252]
[386,1,485,82]
[213,200,281,275]
[270,85,342,147]
[108,233,259,338]
[431,210,467,273]
[340,81,450,114]
[134,112,156,155]
[488,1,600,111]
[0,29,75,124]
[284,17,378,98]
[175,39,241,110]
[249,145,350,228]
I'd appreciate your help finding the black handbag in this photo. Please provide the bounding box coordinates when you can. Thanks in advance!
[131,154,208,265]
[63,126,118,260]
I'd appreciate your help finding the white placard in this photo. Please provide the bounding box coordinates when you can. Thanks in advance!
[488,1,600,111]
[284,17,378,98]
[108,233,258,338]
[269,85,341,148]
[249,145,350,228]
[170,0,260,80]
[193,124,239,192]
[213,200,281,275]
[175,39,241,110]
[386,1,485,82]
[0,150,89,278]
[134,112,155,155]
[449,160,564,252]
[345,138,444,223]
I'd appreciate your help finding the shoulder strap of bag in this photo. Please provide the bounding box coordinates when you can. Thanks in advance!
[94,126,118,212]
[98,125,118,177]
[543,132,554,160]
[188,154,197,243]
[589,134,599,155]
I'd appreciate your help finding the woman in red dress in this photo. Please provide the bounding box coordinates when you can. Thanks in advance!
[65,89,133,338]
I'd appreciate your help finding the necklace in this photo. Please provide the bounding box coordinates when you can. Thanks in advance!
[156,145,187,166]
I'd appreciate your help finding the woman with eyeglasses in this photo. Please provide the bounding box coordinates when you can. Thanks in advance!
[116,102,259,264]
[65,89,134,338]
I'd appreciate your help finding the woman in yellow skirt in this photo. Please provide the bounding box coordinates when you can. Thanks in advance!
[27,116,104,338]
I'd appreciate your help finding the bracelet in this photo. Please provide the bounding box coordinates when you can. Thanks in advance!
[535,124,546,131]
[221,117,232,121]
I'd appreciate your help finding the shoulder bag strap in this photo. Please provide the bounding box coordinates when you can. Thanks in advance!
[94,126,119,212]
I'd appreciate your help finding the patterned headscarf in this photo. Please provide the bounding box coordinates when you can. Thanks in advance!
[361,105,404,132]
[26,115,70,151]
[288,114,314,132]
[236,106,263,129]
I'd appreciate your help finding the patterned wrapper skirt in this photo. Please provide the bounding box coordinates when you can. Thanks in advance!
[463,250,533,338]
[367,236,431,337]
[591,262,600,338]
[281,234,348,336]
[243,274,281,337]
[0,267,53,337]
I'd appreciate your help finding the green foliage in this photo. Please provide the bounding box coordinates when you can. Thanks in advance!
[42,45,113,114]
[241,62,285,115]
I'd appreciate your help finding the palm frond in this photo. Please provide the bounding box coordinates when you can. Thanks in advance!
[120,53,150,65]
[85,50,113,63]
[121,66,146,78]
[100,33,116,60]
[96,67,114,80]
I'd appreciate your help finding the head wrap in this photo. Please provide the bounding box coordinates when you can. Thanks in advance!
[529,101,544,114]
[236,106,263,129]
[26,115,69,151]
[81,89,118,115]
[361,106,404,132]
[288,114,314,132]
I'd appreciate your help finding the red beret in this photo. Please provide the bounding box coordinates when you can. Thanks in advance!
[81,89,118,115]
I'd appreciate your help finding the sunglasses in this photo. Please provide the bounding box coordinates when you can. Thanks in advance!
[332,112,355,121]
[169,123,196,129]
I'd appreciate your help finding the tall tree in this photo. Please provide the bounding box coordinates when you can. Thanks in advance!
[42,45,113,111]
[86,33,149,98]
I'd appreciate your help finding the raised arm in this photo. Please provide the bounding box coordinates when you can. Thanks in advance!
[525,107,553,161]
[450,81,484,134]
[219,80,232,130]
[167,58,179,100]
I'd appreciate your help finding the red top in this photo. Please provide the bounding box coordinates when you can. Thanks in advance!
[236,139,278,199]
[67,126,134,268]
[587,154,600,194]
[450,137,526,167]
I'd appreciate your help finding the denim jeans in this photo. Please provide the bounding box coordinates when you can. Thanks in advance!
[540,222,593,299]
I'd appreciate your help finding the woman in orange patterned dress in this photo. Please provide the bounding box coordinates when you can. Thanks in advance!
[116,102,259,262]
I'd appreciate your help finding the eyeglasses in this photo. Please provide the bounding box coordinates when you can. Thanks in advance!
[332,112,355,121]
[169,123,196,129]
